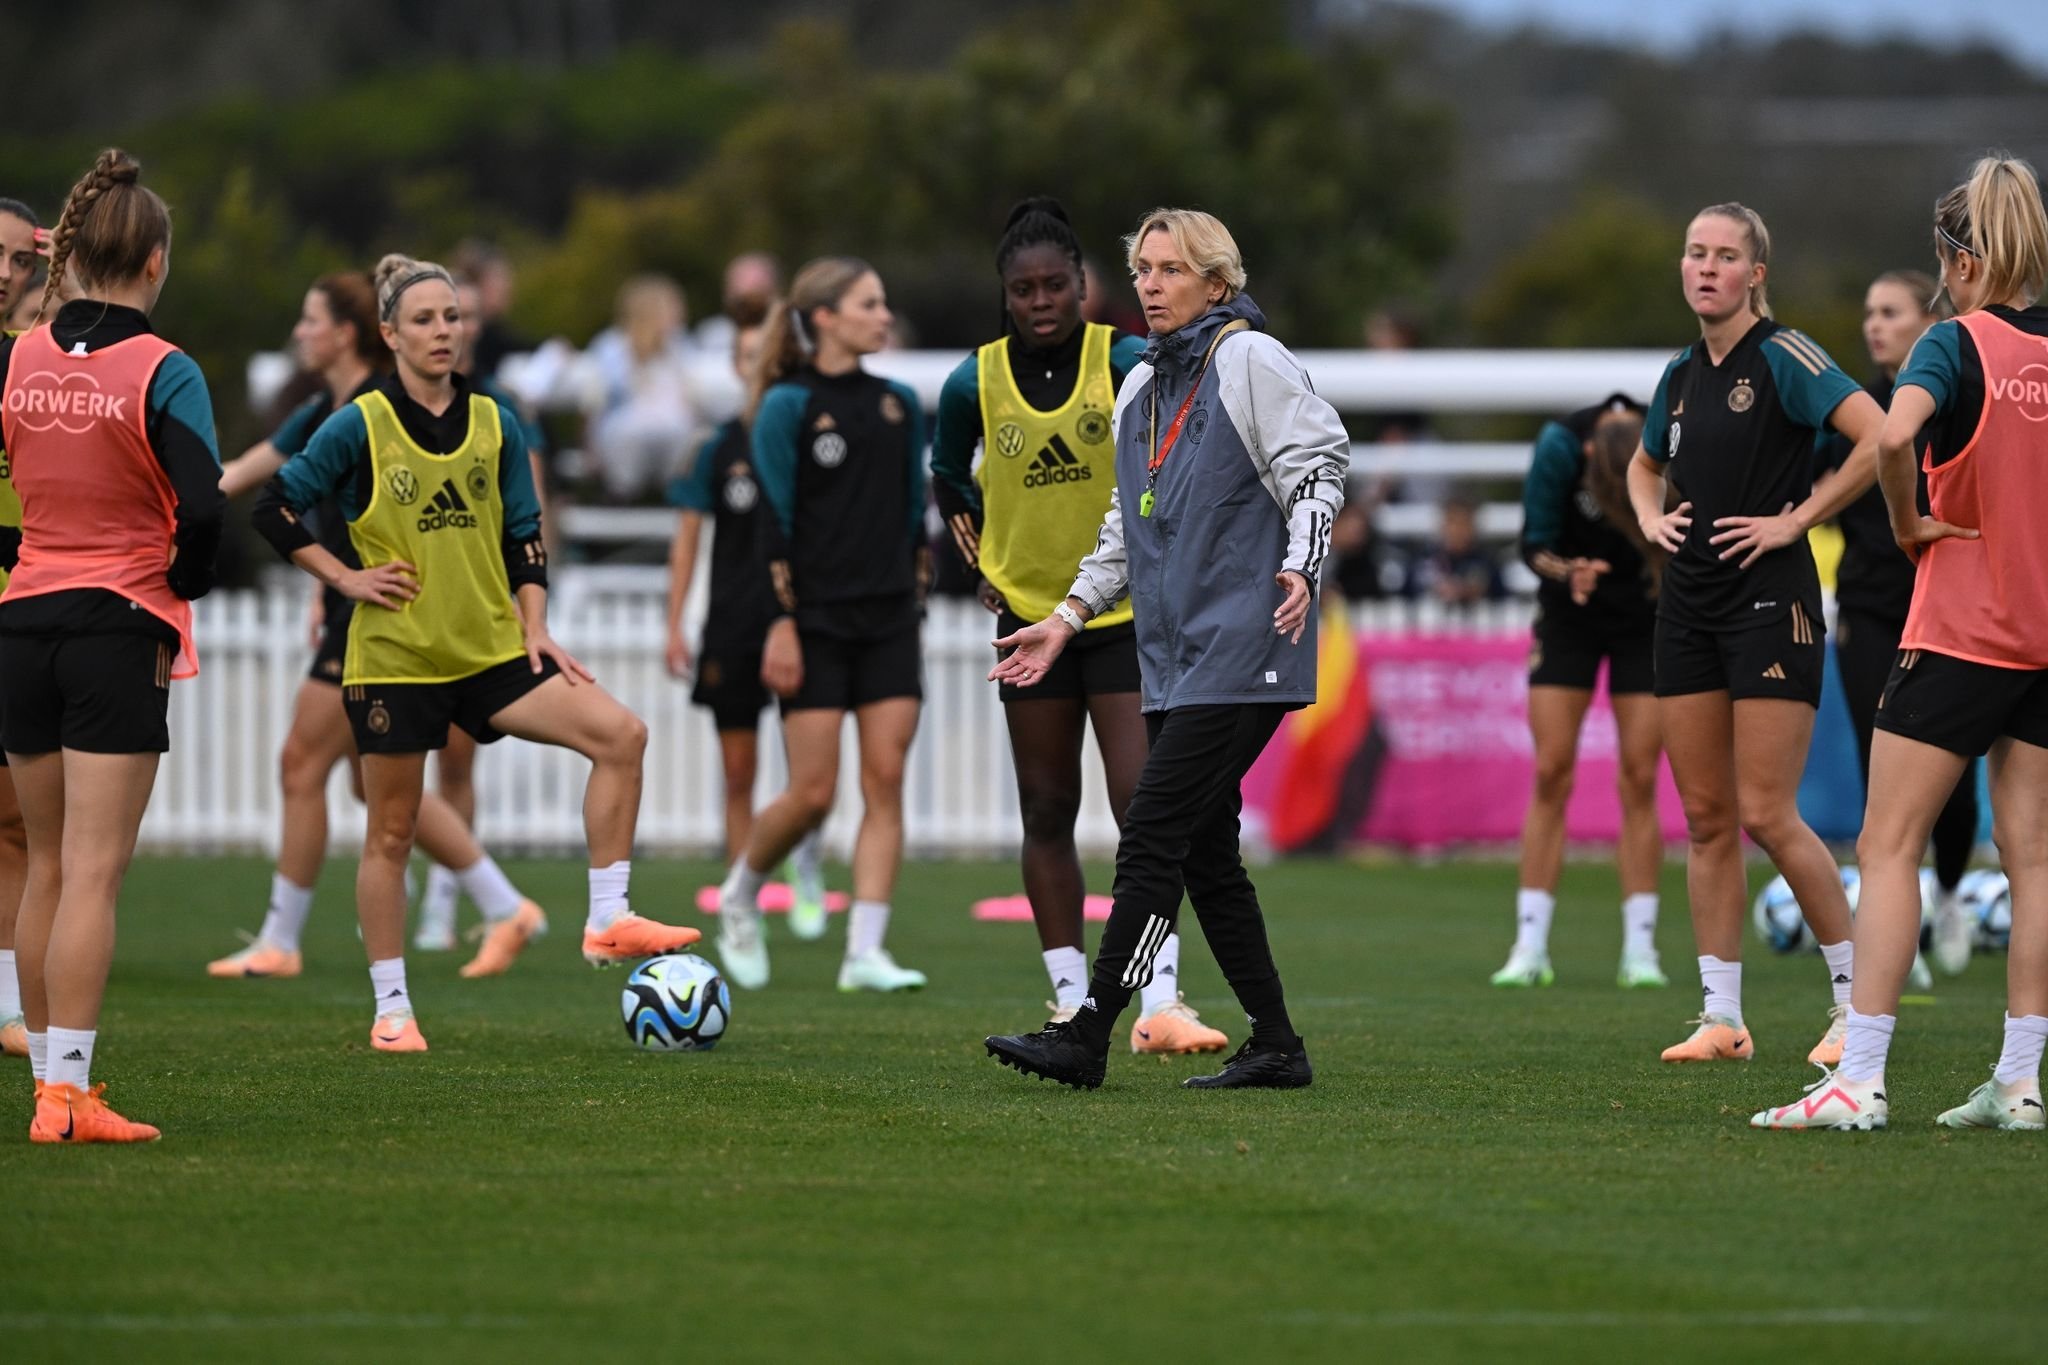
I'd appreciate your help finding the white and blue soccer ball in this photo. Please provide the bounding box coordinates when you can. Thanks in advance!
[1957,870,2012,952]
[1752,865,1861,954]
[621,953,731,1051]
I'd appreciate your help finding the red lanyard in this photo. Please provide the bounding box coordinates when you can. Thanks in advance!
[1142,319,1248,518]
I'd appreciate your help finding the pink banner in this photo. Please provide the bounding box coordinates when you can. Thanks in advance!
[1243,631,1688,852]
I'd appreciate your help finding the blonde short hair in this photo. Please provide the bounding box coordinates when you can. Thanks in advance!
[1124,208,1246,299]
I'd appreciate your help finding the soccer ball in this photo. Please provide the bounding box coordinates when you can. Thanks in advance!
[621,954,731,1051]
[1752,865,1860,954]
[1958,870,2012,952]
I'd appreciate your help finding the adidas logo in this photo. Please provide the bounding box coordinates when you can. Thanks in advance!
[1082,996,1097,1011]
[1055,977,1074,989]
[1762,662,1787,679]
[1022,434,1093,489]
[1832,974,1850,984]
[60,1049,85,1061]
[383,988,405,999]
[416,479,479,532]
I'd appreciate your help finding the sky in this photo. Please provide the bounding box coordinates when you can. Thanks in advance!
[1409,0,2048,74]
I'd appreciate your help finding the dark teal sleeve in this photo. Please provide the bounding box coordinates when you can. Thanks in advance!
[268,394,329,457]
[279,405,370,517]
[894,378,927,547]
[1109,333,1149,385]
[667,423,725,513]
[1641,351,1687,463]
[1765,330,1862,431]
[752,384,806,539]
[930,356,983,517]
[493,400,540,541]
[148,352,222,468]
[1519,421,1578,558]
[1896,319,1963,419]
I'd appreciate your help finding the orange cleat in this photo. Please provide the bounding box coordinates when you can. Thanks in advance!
[30,1082,161,1144]
[1660,1014,1754,1063]
[458,901,548,979]
[1808,1003,1848,1067]
[206,937,303,979]
[370,1011,428,1053]
[0,1015,26,1058]
[581,913,702,967]
[1131,995,1230,1055]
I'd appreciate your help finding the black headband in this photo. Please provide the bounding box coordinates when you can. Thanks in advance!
[381,266,456,322]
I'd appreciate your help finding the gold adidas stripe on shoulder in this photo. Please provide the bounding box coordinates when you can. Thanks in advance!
[1768,334,1823,376]
[1782,330,1833,372]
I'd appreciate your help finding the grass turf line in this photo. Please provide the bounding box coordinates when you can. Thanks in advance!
[4,855,2044,1365]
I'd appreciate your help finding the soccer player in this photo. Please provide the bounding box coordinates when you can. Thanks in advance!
[983,207,1348,1090]
[205,273,546,981]
[1625,203,1886,1066]
[664,319,828,931]
[0,196,40,1059]
[253,252,698,1053]
[933,197,1223,1051]
[1812,270,1979,977]
[713,258,930,994]
[1754,156,2048,1131]
[1493,397,1668,990]
[2,150,226,1141]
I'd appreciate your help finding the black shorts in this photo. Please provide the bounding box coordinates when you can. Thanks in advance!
[308,602,351,687]
[1528,607,1654,695]
[693,646,770,732]
[0,632,175,755]
[1654,603,1824,705]
[995,609,1143,703]
[1875,647,2048,756]
[344,655,560,754]
[782,621,922,714]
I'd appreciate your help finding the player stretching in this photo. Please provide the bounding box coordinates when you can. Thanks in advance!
[254,253,697,1053]
[1755,156,2048,1130]
[1626,204,1886,1066]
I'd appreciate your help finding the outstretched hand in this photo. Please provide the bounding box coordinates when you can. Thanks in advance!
[988,615,1073,687]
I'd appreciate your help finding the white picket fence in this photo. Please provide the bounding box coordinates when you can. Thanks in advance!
[140,580,1534,858]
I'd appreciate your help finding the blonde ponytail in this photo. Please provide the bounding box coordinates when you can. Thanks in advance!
[1937,154,2048,308]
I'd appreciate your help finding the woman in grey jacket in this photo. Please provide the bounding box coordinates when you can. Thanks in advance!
[983,207,1349,1090]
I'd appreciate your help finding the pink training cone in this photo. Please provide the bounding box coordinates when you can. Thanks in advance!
[695,883,851,915]
[972,893,1113,923]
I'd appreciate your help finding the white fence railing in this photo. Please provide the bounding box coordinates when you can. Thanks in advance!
[141,583,1536,858]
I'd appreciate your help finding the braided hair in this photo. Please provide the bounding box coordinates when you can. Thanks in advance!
[37,148,169,324]
[994,197,1084,334]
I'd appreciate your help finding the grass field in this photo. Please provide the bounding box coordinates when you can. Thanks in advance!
[6,853,2046,1365]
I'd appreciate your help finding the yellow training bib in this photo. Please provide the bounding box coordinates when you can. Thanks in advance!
[343,391,525,685]
[974,322,1132,627]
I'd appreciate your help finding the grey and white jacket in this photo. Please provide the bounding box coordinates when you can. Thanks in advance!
[1068,295,1348,711]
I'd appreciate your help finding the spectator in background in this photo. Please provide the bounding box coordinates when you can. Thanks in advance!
[580,274,704,503]
[451,239,527,382]
[1405,493,1505,606]
[1328,490,1395,601]
[690,254,785,422]
[1079,257,1146,336]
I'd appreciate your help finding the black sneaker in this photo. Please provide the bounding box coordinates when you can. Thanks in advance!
[1183,1037,1313,1089]
[984,1020,1108,1091]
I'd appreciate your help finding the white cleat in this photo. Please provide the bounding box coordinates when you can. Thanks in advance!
[1751,1065,1888,1131]
[1930,890,1974,978]
[717,891,770,991]
[1489,943,1553,987]
[1937,1069,2045,1130]
[1907,951,1934,992]
[1617,946,1668,989]
[837,947,927,993]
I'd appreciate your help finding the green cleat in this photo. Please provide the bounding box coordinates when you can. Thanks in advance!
[1617,947,1668,989]
[1490,945,1553,988]
[784,859,828,943]
[1937,1070,2045,1131]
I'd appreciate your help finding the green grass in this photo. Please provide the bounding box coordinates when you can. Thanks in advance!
[5,854,2044,1364]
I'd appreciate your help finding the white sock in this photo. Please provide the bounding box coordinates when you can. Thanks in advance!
[369,957,411,1018]
[791,832,824,896]
[1514,888,1554,954]
[455,854,525,922]
[0,947,19,1017]
[421,864,460,922]
[1621,894,1659,955]
[1043,945,1087,1011]
[587,860,632,931]
[46,1026,94,1089]
[1819,939,1854,1006]
[1994,1013,2048,1085]
[1839,1007,1895,1083]
[26,1029,46,1082]
[1698,955,1743,1026]
[1140,931,1183,1015]
[721,856,766,909]
[846,899,889,959]
[258,874,316,954]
